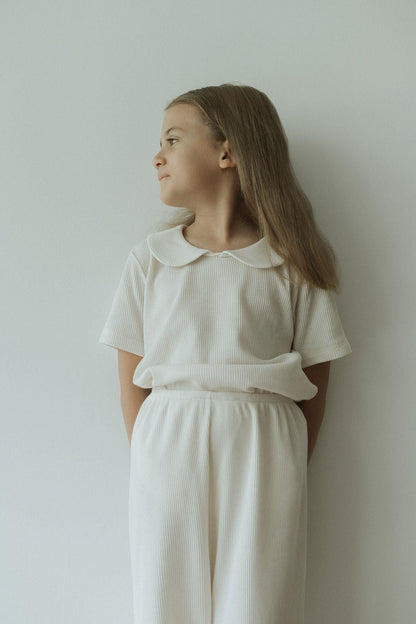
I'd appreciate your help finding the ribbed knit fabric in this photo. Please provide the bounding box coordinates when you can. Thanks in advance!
[99,225,352,623]
[98,224,351,400]
[129,388,308,624]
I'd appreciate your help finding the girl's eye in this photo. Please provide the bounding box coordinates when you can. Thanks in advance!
[167,138,177,145]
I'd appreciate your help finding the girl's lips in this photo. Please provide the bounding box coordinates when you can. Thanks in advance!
[159,175,170,181]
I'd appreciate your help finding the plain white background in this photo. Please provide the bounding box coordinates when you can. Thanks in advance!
[1,1,415,622]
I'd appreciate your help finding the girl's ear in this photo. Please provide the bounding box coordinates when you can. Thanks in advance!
[219,140,237,169]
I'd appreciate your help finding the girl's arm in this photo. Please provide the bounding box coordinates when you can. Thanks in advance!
[118,350,152,446]
[296,361,331,465]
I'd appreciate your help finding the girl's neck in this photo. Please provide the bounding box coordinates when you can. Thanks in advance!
[183,222,261,253]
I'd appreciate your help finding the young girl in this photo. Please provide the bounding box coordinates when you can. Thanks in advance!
[99,83,351,624]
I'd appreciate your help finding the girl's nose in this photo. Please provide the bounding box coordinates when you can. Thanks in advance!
[153,151,165,168]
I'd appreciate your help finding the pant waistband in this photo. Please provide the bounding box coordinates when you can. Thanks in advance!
[151,387,295,404]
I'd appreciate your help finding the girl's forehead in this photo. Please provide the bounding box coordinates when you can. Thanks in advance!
[163,104,203,130]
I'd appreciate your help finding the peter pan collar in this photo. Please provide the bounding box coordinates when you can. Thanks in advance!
[147,224,284,268]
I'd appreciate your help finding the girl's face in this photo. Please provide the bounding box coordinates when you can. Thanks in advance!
[153,103,231,210]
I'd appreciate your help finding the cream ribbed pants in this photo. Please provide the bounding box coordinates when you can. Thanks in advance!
[129,388,308,624]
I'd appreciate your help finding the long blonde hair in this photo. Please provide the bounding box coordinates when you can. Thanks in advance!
[156,82,340,291]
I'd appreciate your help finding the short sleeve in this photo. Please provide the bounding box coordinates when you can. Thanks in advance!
[292,282,352,368]
[98,250,146,356]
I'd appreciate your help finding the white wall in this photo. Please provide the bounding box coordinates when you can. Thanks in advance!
[2,1,415,622]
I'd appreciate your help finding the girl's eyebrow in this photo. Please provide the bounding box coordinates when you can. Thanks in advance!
[160,126,184,147]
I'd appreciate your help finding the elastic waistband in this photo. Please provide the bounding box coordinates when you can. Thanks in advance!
[151,387,295,404]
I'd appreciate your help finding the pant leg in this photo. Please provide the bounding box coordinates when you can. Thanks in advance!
[208,397,308,624]
[129,389,308,624]
[129,391,212,624]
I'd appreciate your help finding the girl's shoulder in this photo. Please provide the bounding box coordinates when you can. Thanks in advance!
[128,235,152,274]
[128,226,178,274]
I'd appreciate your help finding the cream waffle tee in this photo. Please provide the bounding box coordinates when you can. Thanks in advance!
[98,224,352,400]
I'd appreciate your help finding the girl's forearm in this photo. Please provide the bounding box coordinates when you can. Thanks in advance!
[121,386,152,446]
[297,361,331,464]
[298,394,326,464]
